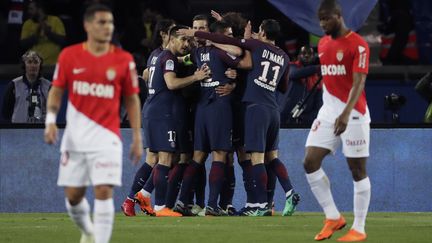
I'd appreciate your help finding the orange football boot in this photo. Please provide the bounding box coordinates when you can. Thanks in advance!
[314,215,346,241]
[155,207,183,217]
[337,229,367,242]
[134,192,155,216]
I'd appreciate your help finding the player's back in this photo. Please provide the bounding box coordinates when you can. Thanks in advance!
[192,46,239,103]
[53,43,139,151]
[242,40,289,109]
[143,49,178,119]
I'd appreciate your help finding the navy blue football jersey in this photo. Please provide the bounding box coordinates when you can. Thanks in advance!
[194,32,290,109]
[143,50,179,118]
[191,46,239,103]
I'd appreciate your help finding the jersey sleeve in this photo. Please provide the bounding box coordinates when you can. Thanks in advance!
[122,54,140,96]
[352,37,369,74]
[216,49,241,67]
[161,54,178,74]
[52,50,68,89]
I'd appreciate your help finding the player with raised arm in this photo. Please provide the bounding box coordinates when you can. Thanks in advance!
[44,4,142,243]
[178,18,300,217]
[173,21,243,216]
[303,0,371,241]
[121,18,175,217]
[142,25,210,217]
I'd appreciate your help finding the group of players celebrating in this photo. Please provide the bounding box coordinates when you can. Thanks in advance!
[120,10,301,218]
[45,0,371,242]
[120,0,372,241]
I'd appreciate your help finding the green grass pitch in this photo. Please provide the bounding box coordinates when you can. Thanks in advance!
[1,212,431,242]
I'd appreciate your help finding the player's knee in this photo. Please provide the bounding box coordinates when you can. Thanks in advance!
[212,151,227,162]
[349,167,367,181]
[303,156,320,173]
[94,185,113,200]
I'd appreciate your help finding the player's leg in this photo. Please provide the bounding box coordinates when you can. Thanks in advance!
[304,119,345,240]
[236,147,255,214]
[266,150,300,216]
[337,157,369,242]
[205,150,227,216]
[174,150,206,216]
[219,153,236,215]
[249,152,270,216]
[58,151,94,241]
[264,161,276,215]
[89,149,122,243]
[93,185,114,243]
[133,150,157,215]
[64,187,94,241]
[153,151,181,216]
[244,104,270,216]
[338,124,370,242]
[165,152,189,209]
[122,149,157,216]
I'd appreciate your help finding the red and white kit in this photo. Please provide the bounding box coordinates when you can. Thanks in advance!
[306,31,370,157]
[53,43,139,186]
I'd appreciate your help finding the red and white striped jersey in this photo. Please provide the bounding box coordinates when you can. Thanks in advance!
[317,31,370,124]
[52,43,139,151]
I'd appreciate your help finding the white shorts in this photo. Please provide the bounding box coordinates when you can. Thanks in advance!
[305,119,370,158]
[57,149,123,187]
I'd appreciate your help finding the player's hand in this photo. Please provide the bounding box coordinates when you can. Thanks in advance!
[225,68,237,79]
[129,138,143,165]
[211,10,223,21]
[177,28,196,37]
[194,64,211,80]
[244,21,252,39]
[216,83,236,96]
[334,112,349,136]
[44,124,58,144]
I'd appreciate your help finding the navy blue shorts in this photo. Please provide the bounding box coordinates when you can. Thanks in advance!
[176,119,193,153]
[194,100,233,152]
[231,99,245,150]
[143,118,177,153]
[173,97,194,154]
[244,103,279,153]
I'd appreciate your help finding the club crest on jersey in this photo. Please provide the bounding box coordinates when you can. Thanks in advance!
[336,50,344,62]
[106,68,116,81]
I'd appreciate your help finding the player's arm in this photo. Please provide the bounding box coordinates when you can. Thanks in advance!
[123,94,143,165]
[334,72,366,136]
[277,66,290,94]
[164,65,210,90]
[177,29,257,51]
[237,50,252,70]
[212,43,243,57]
[44,86,64,144]
[142,68,149,82]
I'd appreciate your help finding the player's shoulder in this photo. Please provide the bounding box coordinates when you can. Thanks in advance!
[347,31,368,46]
[112,45,134,61]
[59,43,85,56]
[318,35,331,47]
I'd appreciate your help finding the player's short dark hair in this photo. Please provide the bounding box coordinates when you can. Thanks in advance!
[221,12,247,38]
[83,3,112,22]
[151,18,175,49]
[169,25,189,39]
[193,14,209,24]
[319,0,342,15]
[260,19,280,41]
[210,21,231,34]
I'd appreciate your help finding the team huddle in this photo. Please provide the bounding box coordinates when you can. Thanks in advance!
[44,0,371,242]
